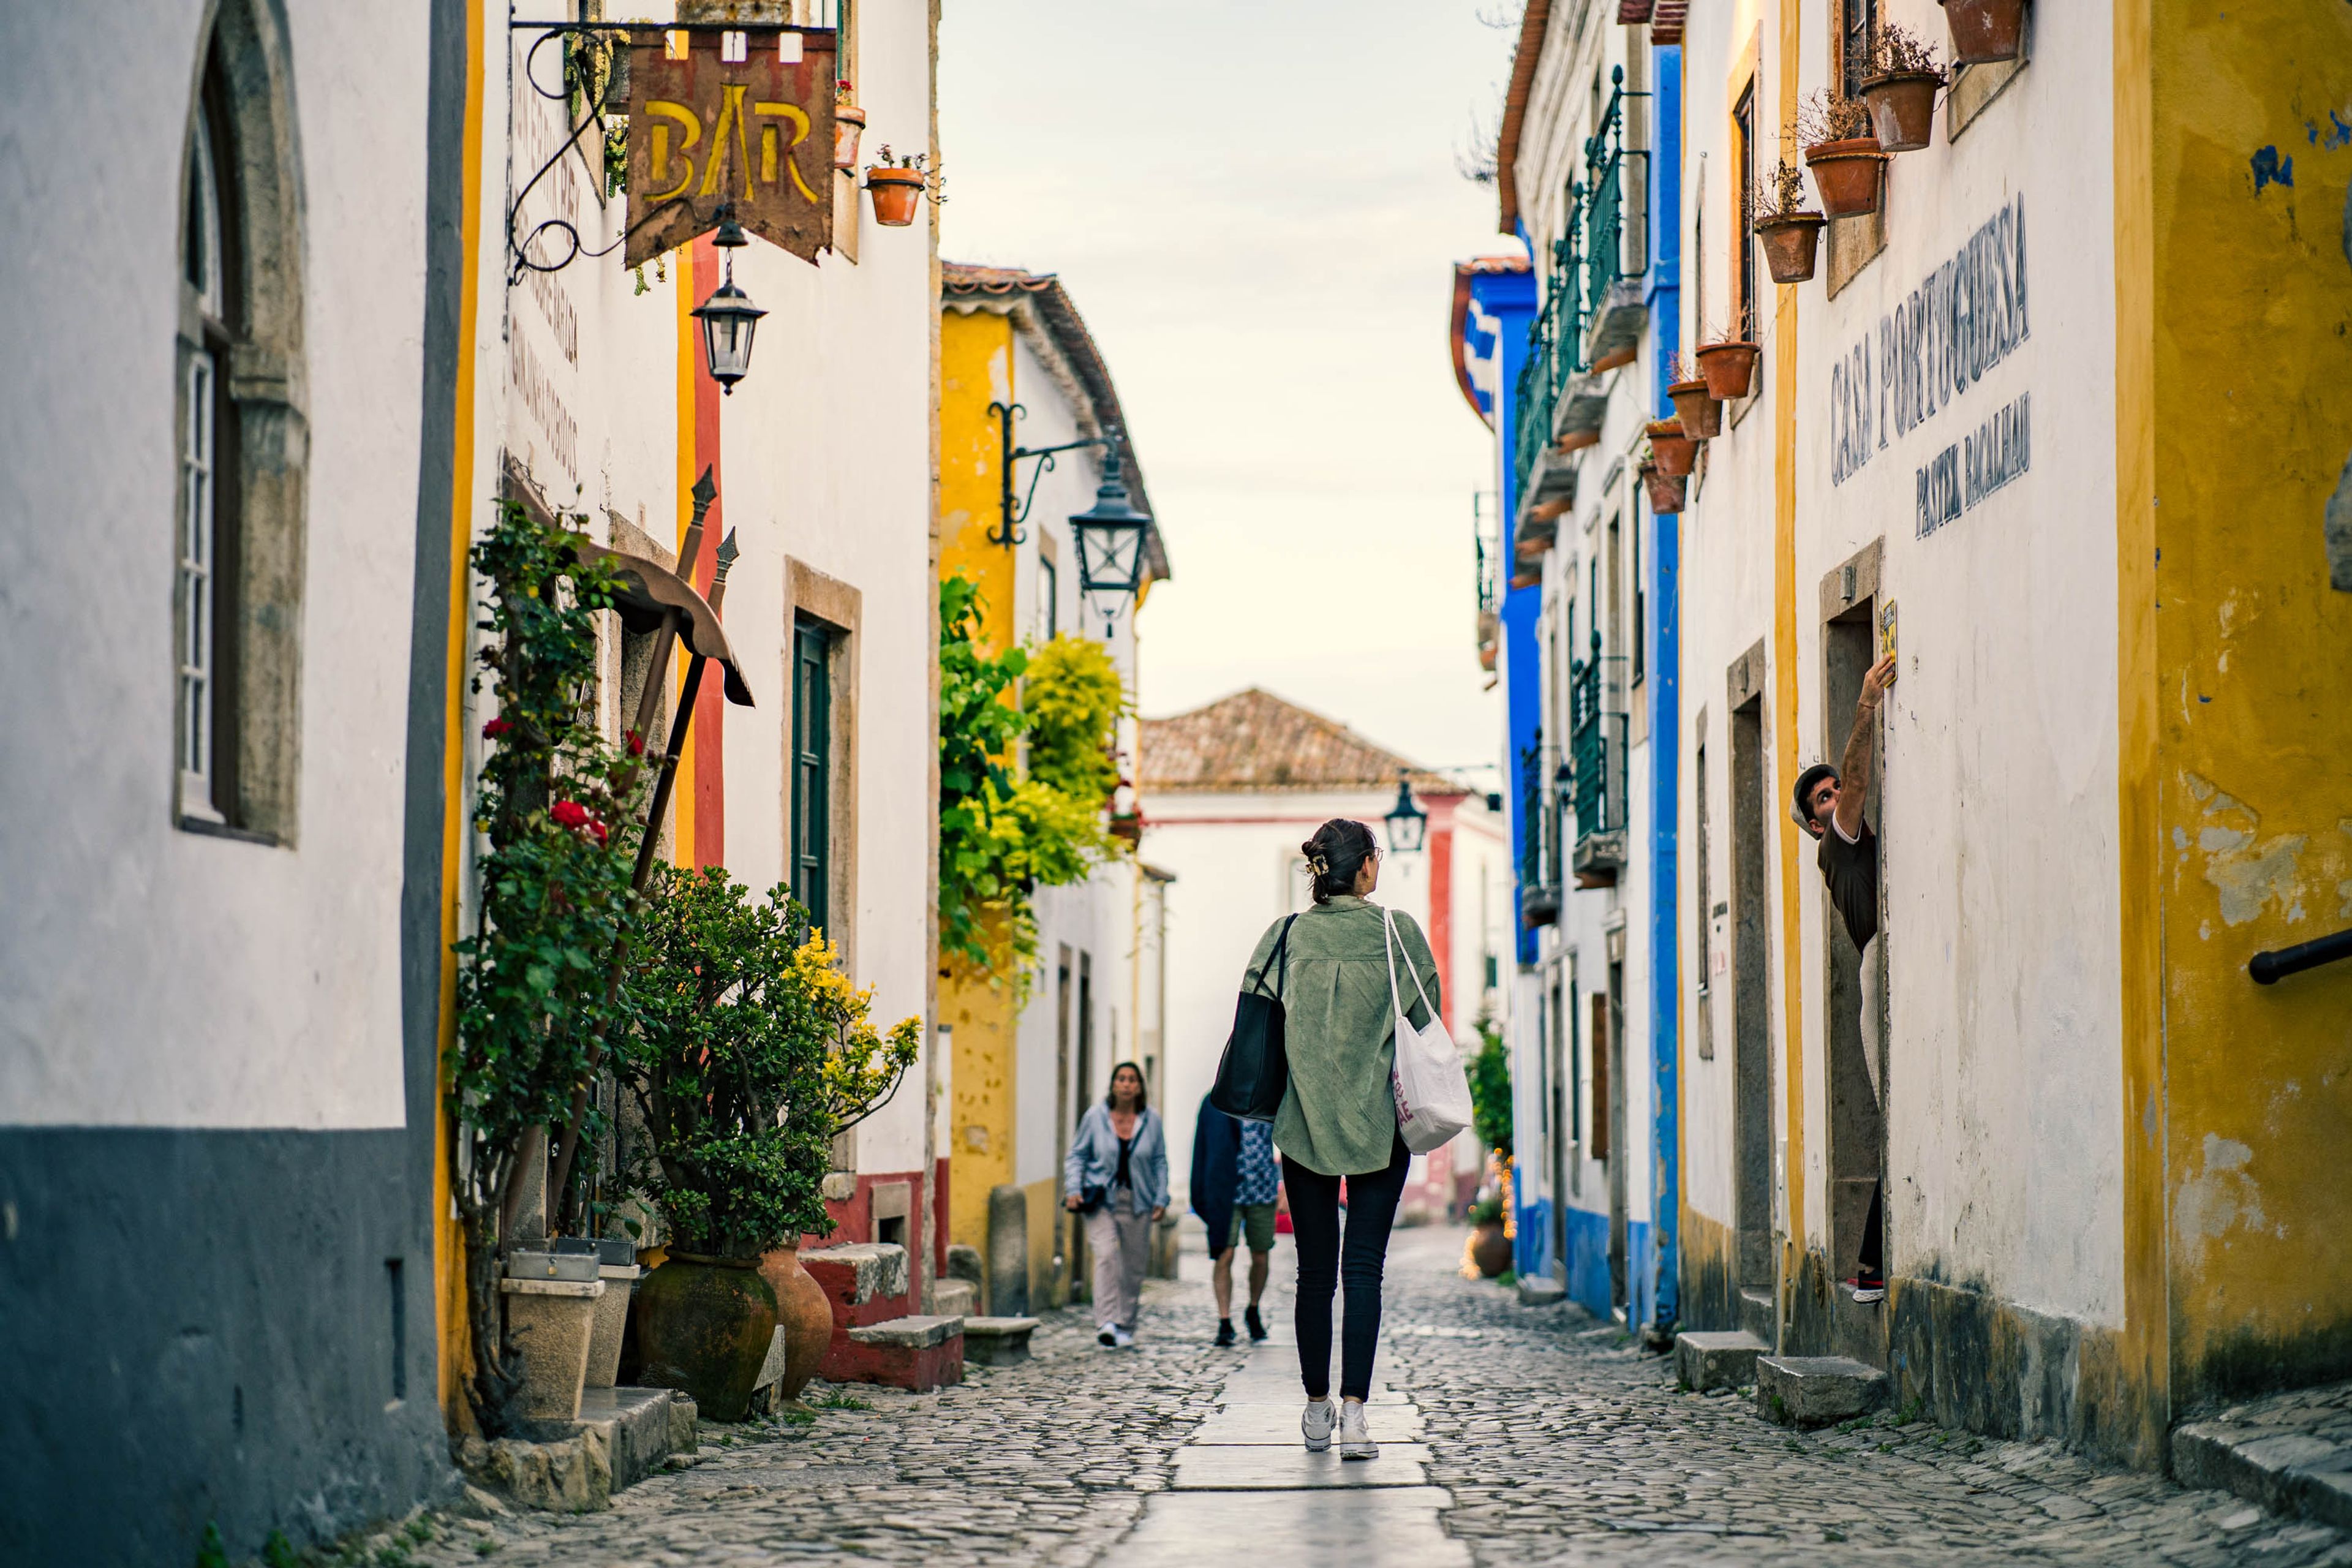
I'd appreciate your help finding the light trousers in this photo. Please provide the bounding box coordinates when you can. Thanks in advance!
[1084,1186,1152,1329]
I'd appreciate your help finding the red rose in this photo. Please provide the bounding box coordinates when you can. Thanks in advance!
[483,718,511,739]
[625,729,646,757]
[551,800,590,830]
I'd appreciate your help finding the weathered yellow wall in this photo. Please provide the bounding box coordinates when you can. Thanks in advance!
[2143,0,2352,1414]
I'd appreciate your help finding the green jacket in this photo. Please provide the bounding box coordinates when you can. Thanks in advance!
[1241,895,1441,1177]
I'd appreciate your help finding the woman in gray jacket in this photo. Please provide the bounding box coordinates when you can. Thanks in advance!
[1062,1062,1168,1347]
[1238,818,1439,1459]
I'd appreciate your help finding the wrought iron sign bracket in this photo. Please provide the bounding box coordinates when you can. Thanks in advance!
[988,400,1112,548]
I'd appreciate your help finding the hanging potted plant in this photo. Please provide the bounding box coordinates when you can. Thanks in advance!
[1860,24,1947,153]
[1647,417,1698,478]
[864,146,929,228]
[832,80,865,172]
[1638,455,1687,515]
[620,867,919,1420]
[1695,333,1761,402]
[1798,91,1886,219]
[1751,158,1827,285]
[1939,0,2027,65]
[1666,351,1720,439]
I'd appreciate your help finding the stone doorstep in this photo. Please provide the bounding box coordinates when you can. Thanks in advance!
[456,1387,696,1513]
[801,1241,911,1306]
[575,1387,686,1493]
[847,1313,963,1350]
[1676,1329,1769,1393]
[2174,1420,2352,1531]
[928,1278,977,1317]
[1755,1354,1887,1428]
[1515,1276,1567,1307]
[962,1316,1042,1367]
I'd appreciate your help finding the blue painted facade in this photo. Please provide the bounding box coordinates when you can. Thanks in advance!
[1646,43,1684,1332]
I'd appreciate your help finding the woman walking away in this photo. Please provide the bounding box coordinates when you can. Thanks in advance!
[1239,819,1439,1460]
[1063,1062,1167,1348]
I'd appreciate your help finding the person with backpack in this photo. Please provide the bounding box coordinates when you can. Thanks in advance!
[1234,818,1440,1460]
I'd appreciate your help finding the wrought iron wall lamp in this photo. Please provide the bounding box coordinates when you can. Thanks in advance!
[986,400,1114,547]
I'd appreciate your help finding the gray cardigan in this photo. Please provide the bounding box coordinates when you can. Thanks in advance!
[1062,1102,1169,1217]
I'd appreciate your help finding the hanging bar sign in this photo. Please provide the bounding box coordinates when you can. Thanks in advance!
[625,28,835,268]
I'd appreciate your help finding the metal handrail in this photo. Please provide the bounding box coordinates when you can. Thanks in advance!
[2250,927,2352,984]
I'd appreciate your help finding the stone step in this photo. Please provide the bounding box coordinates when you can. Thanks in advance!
[1515,1276,1566,1307]
[2173,1380,2352,1531]
[928,1277,977,1317]
[824,1313,965,1392]
[1676,1329,1769,1393]
[1755,1354,1887,1428]
[962,1315,1041,1367]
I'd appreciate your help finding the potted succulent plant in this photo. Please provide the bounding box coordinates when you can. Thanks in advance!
[1751,158,1827,284]
[1638,458,1687,515]
[1666,352,1720,439]
[864,146,929,227]
[620,865,919,1422]
[832,80,865,172]
[1798,91,1886,219]
[1859,23,1947,153]
[1939,0,2027,65]
[1695,336,1761,402]
[1647,418,1698,478]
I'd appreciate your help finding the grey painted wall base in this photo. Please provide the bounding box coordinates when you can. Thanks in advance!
[0,1128,456,1564]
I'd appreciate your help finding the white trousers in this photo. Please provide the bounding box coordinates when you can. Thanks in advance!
[1859,935,1883,1105]
[1084,1188,1152,1329]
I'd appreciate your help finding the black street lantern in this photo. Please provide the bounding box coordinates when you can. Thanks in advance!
[1384,768,1430,854]
[692,207,765,394]
[1068,434,1153,631]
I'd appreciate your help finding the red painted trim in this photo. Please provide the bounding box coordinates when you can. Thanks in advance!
[691,233,725,870]
[1430,822,1455,1032]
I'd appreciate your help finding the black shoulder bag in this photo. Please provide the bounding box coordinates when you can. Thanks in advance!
[1210,914,1300,1122]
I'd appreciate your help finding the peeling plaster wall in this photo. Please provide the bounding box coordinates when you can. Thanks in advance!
[2145,0,2352,1415]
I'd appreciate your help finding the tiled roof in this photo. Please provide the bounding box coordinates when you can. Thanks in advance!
[1140,688,1457,796]
[1494,0,1553,236]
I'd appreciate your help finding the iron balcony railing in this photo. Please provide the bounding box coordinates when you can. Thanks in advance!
[1569,643,1629,844]
[1510,222,1581,505]
[1581,69,1648,320]
[1518,736,1562,927]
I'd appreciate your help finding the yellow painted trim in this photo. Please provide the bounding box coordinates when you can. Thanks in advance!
[1770,0,1807,1309]
[672,243,697,865]
[2112,0,2165,1441]
[434,0,486,1425]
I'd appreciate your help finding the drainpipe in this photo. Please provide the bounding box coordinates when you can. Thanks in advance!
[1646,36,1684,1337]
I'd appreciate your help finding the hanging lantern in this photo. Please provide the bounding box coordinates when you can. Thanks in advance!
[691,207,766,394]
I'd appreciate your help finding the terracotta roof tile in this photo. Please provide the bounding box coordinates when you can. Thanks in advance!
[1141,688,1456,796]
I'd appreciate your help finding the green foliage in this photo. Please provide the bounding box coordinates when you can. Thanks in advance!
[936,576,1121,982]
[623,866,920,1257]
[1468,1191,1505,1227]
[1468,1014,1513,1156]
[197,1523,230,1568]
[450,499,646,1431]
[263,1532,300,1568]
[812,1389,873,1411]
[1022,634,1125,804]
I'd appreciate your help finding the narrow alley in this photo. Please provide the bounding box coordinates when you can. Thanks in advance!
[382,1227,2348,1568]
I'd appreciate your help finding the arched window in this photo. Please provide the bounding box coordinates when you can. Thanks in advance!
[175,1,305,840]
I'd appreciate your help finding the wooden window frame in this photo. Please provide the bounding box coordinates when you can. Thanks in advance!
[783,559,862,966]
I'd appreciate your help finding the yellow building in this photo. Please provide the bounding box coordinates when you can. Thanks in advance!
[938,264,1174,1313]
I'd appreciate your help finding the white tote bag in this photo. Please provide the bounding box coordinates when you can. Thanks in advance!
[1383,908,1474,1154]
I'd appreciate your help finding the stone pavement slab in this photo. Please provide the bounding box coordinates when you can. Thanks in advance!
[1192,1400,1428,1444]
[1172,1442,1434,1489]
[1119,1488,1471,1568]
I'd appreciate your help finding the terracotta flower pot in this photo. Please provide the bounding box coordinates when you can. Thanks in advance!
[1861,71,1943,153]
[758,1245,837,1409]
[865,167,925,227]
[1647,419,1697,478]
[832,105,866,172]
[1640,463,1687,515]
[633,1253,777,1423]
[1804,137,1885,219]
[1668,379,1721,439]
[1939,0,2027,65]
[1695,341,1760,401]
[1756,213,1827,283]
[1471,1221,1512,1278]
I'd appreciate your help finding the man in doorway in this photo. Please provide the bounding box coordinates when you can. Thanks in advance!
[1190,1095,1279,1346]
[1792,653,1896,1305]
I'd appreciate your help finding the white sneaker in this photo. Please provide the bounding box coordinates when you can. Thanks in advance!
[1338,1400,1378,1460]
[1112,1325,1135,1348]
[1301,1397,1337,1452]
[1097,1327,1116,1347]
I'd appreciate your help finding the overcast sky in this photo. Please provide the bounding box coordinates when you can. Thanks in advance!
[938,0,1525,783]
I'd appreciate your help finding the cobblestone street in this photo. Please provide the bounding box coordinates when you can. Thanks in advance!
[372,1227,2351,1568]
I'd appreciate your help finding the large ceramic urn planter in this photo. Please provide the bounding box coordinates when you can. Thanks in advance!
[1804,138,1886,219]
[758,1245,836,1409]
[832,105,866,171]
[1756,213,1827,284]
[1646,420,1697,478]
[1939,0,2027,65]
[500,1251,604,1422]
[865,167,925,227]
[1695,341,1760,401]
[1640,463,1687,516]
[1668,380,1721,439]
[1471,1221,1512,1279]
[1860,71,1943,153]
[634,1253,778,1423]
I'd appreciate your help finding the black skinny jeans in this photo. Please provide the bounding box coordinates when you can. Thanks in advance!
[1283,1132,1411,1402]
